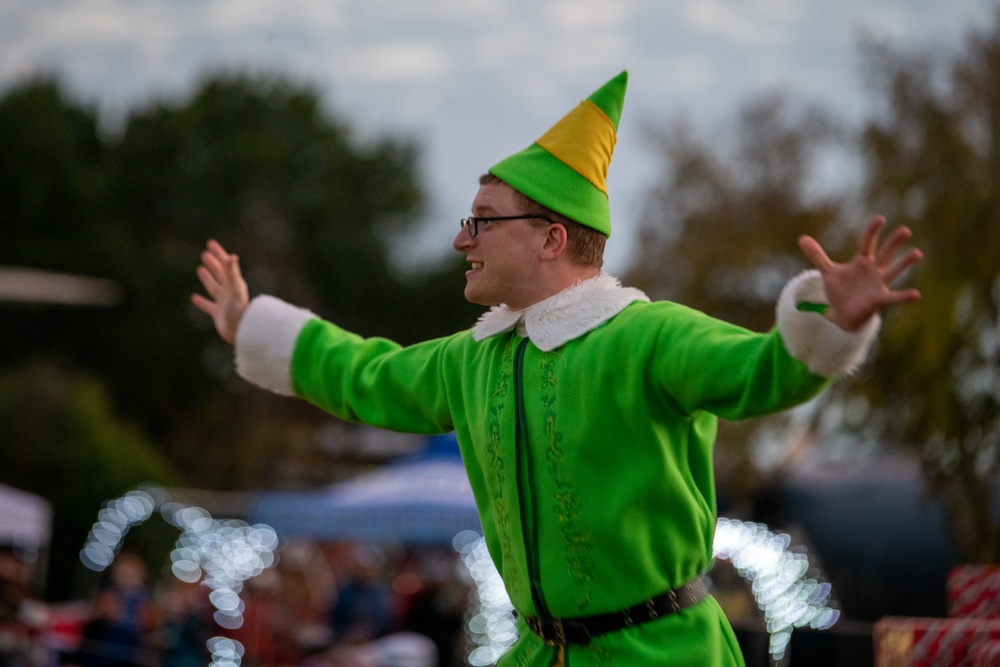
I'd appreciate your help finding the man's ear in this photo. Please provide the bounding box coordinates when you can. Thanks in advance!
[539,223,569,261]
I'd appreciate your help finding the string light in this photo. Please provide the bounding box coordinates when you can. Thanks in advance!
[454,518,839,664]
[453,530,517,666]
[81,491,837,665]
[713,518,839,662]
[80,489,157,571]
[79,485,280,667]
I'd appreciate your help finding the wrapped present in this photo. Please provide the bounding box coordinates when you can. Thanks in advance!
[874,616,1000,667]
[969,639,1000,667]
[948,565,1000,618]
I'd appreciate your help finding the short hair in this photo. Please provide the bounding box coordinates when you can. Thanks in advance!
[479,173,606,269]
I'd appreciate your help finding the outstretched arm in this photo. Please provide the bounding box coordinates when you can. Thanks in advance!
[191,239,249,345]
[798,215,923,332]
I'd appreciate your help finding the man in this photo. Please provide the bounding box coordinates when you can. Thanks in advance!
[193,71,922,666]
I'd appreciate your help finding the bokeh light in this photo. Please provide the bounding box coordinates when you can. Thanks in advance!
[79,485,280,667]
[453,518,839,664]
[709,519,839,661]
[452,530,516,666]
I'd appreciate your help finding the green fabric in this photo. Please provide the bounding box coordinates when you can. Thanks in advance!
[489,144,614,236]
[488,71,628,237]
[290,300,828,666]
[796,301,829,314]
[586,70,627,132]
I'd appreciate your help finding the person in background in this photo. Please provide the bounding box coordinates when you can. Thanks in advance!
[74,553,154,667]
[328,546,391,647]
[157,579,211,667]
[226,569,280,666]
[403,552,465,667]
[0,548,45,667]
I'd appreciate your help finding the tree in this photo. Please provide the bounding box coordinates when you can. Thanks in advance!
[0,73,480,494]
[627,94,846,333]
[624,93,849,499]
[853,19,1000,562]
[0,361,176,599]
[0,78,108,273]
[108,72,477,343]
[104,72,480,485]
[627,18,1000,565]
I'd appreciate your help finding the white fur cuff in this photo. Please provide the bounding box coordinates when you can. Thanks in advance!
[234,295,317,396]
[777,270,881,377]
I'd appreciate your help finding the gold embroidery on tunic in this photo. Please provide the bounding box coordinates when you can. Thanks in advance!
[538,355,595,613]
[487,339,522,601]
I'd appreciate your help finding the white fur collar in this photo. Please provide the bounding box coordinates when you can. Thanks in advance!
[472,273,650,351]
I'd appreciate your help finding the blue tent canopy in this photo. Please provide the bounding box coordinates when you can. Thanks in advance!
[249,434,482,544]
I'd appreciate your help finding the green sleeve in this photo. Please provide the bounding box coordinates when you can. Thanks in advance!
[290,318,457,434]
[644,303,830,420]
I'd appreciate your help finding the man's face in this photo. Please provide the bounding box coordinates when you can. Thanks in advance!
[453,181,551,310]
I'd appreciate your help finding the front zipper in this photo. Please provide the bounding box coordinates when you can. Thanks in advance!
[513,336,551,619]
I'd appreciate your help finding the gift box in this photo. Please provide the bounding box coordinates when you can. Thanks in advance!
[969,639,1000,667]
[874,616,1000,667]
[948,565,1000,619]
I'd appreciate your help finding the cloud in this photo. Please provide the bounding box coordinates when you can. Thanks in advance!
[679,0,803,46]
[544,0,630,32]
[657,53,717,90]
[0,0,994,273]
[341,42,452,83]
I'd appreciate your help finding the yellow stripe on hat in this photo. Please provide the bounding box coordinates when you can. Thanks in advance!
[535,99,616,196]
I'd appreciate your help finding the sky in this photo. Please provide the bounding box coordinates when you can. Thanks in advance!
[2,0,995,274]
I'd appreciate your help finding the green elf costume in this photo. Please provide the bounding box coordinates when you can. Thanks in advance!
[233,71,880,666]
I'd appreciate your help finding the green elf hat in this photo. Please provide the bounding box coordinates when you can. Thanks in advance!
[488,70,628,237]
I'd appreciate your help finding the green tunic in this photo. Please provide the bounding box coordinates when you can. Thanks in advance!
[235,271,878,667]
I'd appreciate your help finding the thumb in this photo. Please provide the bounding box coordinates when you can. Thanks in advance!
[798,235,833,273]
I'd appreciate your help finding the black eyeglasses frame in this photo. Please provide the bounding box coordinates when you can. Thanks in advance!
[459,214,555,237]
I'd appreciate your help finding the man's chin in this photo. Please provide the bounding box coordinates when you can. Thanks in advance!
[463,287,495,307]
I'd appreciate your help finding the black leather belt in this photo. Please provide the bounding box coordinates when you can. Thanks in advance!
[524,576,709,646]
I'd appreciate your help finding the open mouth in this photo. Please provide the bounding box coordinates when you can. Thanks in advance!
[470,261,483,270]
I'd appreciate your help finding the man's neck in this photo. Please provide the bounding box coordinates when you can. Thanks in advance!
[506,266,602,311]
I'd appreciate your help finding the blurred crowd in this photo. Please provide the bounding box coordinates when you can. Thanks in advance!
[0,542,471,667]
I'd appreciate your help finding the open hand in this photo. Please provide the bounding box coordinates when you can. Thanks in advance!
[798,215,923,332]
[191,239,249,345]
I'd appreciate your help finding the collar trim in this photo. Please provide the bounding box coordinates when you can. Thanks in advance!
[472,273,649,351]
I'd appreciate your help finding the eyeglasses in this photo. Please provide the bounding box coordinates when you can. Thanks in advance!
[459,214,555,237]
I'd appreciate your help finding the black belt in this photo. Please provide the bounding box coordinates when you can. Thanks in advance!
[524,576,709,647]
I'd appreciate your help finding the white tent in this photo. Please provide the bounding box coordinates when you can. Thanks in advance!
[0,483,52,550]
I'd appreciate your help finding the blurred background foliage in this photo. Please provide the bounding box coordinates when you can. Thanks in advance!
[625,17,1000,567]
[2,17,999,600]
[0,71,481,597]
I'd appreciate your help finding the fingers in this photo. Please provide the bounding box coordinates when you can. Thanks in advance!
[798,235,834,273]
[225,251,243,284]
[196,240,242,294]
[190,292,217,317]
[195,264,220,296]
[883,247,924,285]
[883,287,922,306]
[860,216,923,287]
[205,238,231,261]
[192,239,246,345]
[199,244,229,284]
[193,239,239,309]
[859,215,887,257]
[804,216,922,286]
[875,225,914,268]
